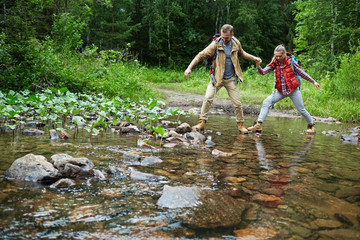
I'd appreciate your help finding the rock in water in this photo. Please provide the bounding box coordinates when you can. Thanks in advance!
[49,129,59,140]
[23,128,45,136]
[50,178,75,188]
[130,168,163,181]
[140,156,163,166]
[157,185,247,228]
[175,123,192,134]
[5,154,58,182]
[59,130,71,139]
[50,153,94,178]
[157,185,201,208]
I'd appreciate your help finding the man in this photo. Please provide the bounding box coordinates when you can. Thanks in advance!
[184,24,261,133]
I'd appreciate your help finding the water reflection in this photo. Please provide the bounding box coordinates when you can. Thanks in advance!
[0,115,359,239]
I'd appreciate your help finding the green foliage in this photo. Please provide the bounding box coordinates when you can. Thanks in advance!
[332,49,360,99]
[0,34,157,101]
[0,88,186,136]
[52,13,85,52]
[294,0,360,75]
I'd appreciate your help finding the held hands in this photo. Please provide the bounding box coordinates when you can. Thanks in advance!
[314,81,321,90]
[255,57,262,68]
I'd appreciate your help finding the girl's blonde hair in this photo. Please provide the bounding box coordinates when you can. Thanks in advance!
[268,44,287,66]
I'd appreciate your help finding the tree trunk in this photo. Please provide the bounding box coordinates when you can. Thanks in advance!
[3,1,6,34]
[148,1,152,50]
[215,7,219,33]
[64,0,68,13]
[149,24,152,50]
[111,13,114,49]
[226,2,230,23]
[331,0,337,56]
[356,0,359,26]
[167,0,171,59]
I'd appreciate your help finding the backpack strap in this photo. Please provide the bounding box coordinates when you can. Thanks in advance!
[290,55,302,90]
[209,37,221,86]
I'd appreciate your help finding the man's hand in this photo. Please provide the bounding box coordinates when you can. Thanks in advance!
[255,57,262,68]
[184,68,192,78]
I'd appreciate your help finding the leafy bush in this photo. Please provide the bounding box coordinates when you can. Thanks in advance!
[0,34,158,102]
[327,49,360,100]
[52,13,85,52]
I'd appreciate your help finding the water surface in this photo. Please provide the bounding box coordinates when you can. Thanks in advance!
[0,115,359,239]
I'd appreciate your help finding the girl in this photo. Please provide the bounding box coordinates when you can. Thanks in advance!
[248,45,320,134]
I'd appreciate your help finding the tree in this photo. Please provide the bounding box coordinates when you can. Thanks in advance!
[87,0,138,50]
[294,0,360,73]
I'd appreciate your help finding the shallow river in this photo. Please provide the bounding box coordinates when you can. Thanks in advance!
[0,115,359,239]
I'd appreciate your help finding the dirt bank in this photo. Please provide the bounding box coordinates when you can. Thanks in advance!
[157,88,302,119]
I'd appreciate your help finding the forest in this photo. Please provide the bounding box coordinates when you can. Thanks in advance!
[0,0,359,121]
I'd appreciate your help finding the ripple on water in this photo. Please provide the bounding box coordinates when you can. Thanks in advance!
[0,115,359,239]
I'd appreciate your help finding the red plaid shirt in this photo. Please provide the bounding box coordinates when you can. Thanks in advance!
[258,62,314,95]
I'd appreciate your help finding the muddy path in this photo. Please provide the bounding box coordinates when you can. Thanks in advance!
[157,88,303,119]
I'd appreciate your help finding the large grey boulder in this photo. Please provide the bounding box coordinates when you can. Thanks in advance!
[50,154,94,178]
[157,185,248,228]
[5,154,58,182]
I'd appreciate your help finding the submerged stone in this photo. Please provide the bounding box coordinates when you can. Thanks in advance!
[123,152,142,163]
[252,193,284,207]
[120,125,139,134]
[234,227,277,239]
[49,129,59,140]
[311,219,342,229]
[349,126,360,133]
[23,128,45,136]
[322,130,339,137]
[50,178,75,188]
[211,149,233,157]
[130,168,163,181]
[140,156,163,166]
[318,229,360,240]
[157,185,248,228]
[137,139,158,149]
[341,134,359,144]
[157,185,201,208]
[100,188,123,198]
[163,143,178,148]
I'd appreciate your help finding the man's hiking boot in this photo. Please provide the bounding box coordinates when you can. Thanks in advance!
[237,122,249,134]
[248,121,262,132]
[306,124,316,134]
[193,119,206,131]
